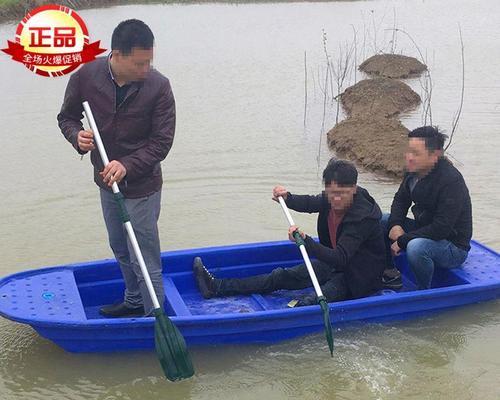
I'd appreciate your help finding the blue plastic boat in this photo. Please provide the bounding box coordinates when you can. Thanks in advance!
[0,239,499,352]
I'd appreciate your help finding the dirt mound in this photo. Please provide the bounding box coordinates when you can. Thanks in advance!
[359,54,427,79]
[340,78,421,118]
[327,117,408,177]
[326,54,425,177]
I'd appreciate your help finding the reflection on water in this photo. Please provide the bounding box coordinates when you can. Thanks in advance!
[0,0,499,399]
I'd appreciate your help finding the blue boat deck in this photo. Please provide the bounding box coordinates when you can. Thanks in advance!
[454,246,500,284]
[0,269,87,323]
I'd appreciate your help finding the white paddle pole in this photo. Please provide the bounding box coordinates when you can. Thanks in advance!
[83,101,161,311]
[278,196,324,298]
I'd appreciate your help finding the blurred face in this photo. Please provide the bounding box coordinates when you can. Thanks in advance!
[325,182,357,212]
[112,47,153,82]
[405,138,440,175]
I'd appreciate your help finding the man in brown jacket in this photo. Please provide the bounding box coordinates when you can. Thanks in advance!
[57,19,175,317]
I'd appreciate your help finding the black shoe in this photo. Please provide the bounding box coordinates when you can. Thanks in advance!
[193,257,218,299]
[99,302,145,318]
[382,268,403,289]
[293,293,318,307]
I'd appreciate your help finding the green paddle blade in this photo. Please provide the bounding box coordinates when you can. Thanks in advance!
[318,297,334,356]
[153,309,194,381]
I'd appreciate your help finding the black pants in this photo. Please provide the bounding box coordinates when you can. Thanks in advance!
[381,213,417,268]
[217,260,349,303]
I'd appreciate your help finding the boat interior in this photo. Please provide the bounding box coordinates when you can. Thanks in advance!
[72,241,497,320]
[1,241,497,323]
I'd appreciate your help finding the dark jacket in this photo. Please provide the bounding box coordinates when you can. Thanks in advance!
[286,186,386,299]
[57,57,176,198]
[388,157,472,251]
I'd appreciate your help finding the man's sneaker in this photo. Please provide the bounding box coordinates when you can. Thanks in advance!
[382,267,403,290]
[99,302,145,318]
[193,257,219,299]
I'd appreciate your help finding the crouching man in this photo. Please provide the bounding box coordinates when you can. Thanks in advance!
[193,159,386,306]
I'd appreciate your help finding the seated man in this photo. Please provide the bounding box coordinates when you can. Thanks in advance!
[383,126,472,289]
[193,159,386,306]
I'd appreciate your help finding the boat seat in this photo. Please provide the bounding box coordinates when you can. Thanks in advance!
[0,269,87,322]
[453,244,500,284]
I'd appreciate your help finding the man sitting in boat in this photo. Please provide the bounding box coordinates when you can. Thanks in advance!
[382,126,472,290]
[193,159,386,306]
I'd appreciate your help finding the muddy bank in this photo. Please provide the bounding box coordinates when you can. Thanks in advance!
[327,117,408,177]
[327,52,428,177]
[359,54,427,79]
[340,77,421,119]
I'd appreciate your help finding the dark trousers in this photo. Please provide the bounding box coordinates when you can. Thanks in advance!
[218,260,349,302]
[381,213,416,268]
[381,213,468,289]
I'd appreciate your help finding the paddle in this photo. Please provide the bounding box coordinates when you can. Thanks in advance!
[277,196,334,356]
[82,101,194,381]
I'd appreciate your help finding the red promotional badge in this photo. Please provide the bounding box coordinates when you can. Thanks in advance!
[2,4,106,77]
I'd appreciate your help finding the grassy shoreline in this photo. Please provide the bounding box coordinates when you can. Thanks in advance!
[0,0,317,24]
[0,1,143,24]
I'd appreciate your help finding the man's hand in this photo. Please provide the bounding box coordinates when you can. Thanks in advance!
[272,185,288,202]
[391,241,402,257]
[288,225,305,242]
[100,160,127,187]
[77,130,95,152]
[389,225,405,241]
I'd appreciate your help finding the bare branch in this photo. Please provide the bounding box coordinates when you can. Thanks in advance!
[304,50,308,130]
[386,27,433,125]
[318,30,331,170]
[390,7,397,54]
[317,65,326,96]
[445,24,465,152]
[317,62,330,171]
[351,24,358,84]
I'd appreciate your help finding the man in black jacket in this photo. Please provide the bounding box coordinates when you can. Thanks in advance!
[193,159,386,306]
[383,126,472,289]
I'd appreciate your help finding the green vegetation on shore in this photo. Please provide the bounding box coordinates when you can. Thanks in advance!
[0,0,19,6]
[0,0,311,25]
[0,1,145,24]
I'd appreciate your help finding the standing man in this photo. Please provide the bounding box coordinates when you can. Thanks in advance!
[58,19,175,317]
[382,126,472,289]
[193,159,387,305]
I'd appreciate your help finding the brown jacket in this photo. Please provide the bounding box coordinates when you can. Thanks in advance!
[57,57,176,198]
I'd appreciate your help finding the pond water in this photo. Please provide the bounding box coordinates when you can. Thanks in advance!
[0,0,499,399]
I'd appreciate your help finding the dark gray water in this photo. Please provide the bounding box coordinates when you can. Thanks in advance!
[0,1,499,399]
